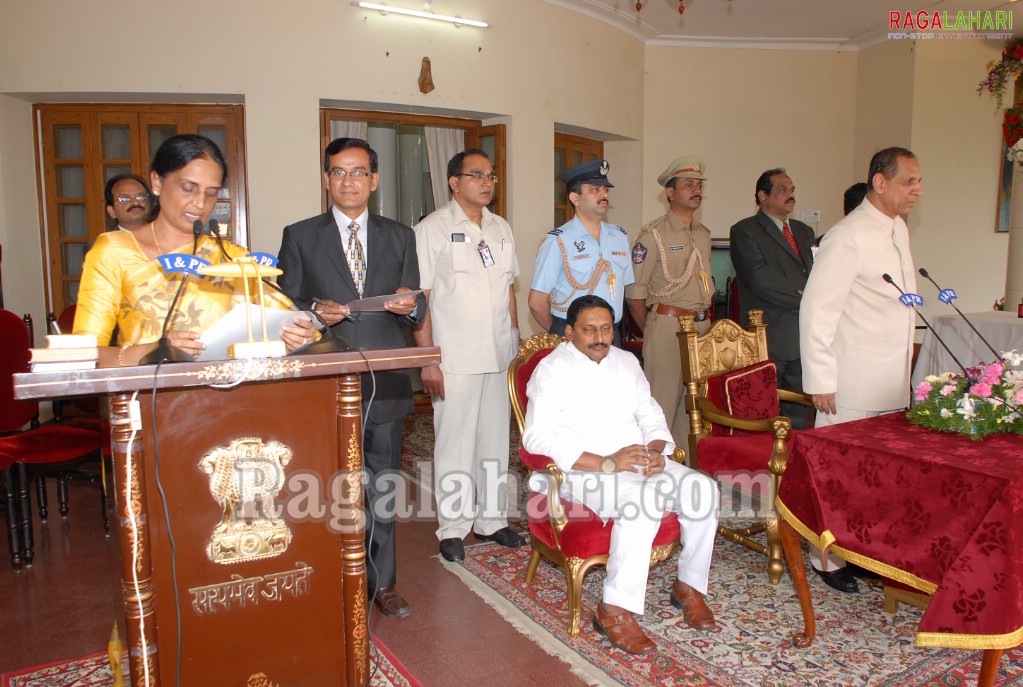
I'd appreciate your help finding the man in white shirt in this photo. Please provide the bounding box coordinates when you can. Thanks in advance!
[413,149,523,563]
[522,295,719,655]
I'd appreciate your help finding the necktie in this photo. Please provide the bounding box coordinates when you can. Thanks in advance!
[346,220,366,297]
[782,221,802,261]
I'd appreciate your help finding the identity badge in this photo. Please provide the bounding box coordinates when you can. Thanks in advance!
[478,240,495,268]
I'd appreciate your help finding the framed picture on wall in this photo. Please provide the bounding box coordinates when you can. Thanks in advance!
[997,143,1013,233]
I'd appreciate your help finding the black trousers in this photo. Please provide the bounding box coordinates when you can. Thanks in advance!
[363,418,404,591]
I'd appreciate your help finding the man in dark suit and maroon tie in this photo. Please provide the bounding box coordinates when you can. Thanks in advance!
[729,168,815,428]
[277,137,425,620]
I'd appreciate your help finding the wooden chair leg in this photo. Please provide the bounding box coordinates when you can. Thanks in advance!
[15,464,34,566]
[564,559,585,637]
[100,483,110,536]
[979,649,1004,687]
[35,476,49,521]
[765,517,784,585]
[57,475,70,517]
[3,466,23,569]
[524,547,541,586]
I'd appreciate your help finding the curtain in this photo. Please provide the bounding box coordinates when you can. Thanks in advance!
[424,127,465,211]
[329,120,369,141]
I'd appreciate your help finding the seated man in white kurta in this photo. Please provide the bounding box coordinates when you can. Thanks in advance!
[522,295,719,655]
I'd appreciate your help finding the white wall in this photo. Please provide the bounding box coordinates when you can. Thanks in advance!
[642,46,858,238]
[908,38,1007,316]
[0,0,1012,331]
[0,0,645,333]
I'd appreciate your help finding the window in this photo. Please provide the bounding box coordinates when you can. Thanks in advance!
[35,104,246,313]
[321,109,506,223]
[553,132,603,227]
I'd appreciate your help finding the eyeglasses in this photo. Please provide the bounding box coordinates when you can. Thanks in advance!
[328,168,374,179]
[116,193,150,204]
[456,172,499,183]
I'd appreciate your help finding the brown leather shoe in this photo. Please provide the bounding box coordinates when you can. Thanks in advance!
[669,580,716,630]
[592,602,656,655]
[373,586,412,620]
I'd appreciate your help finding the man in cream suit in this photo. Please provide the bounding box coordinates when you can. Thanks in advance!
[799,146,922,589]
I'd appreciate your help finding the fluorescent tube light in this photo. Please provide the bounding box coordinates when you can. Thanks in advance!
[353,2,489,28]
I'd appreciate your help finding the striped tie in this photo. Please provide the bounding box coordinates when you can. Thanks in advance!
[346,220,366,297]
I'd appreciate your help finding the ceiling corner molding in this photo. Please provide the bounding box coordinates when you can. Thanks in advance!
[646,35,854,51]
[541,0,656,42]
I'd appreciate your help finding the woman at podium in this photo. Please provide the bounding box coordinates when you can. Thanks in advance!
[74,134,315,365]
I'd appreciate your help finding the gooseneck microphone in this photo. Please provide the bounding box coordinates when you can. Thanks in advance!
[918,267,1000,361]
[203,219,350,354]
[883,273,971,379]
[139,220,206,365]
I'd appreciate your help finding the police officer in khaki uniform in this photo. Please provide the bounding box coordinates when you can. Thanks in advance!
[625,156,713,445]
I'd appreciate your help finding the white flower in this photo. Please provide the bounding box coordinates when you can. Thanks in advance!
[940,408,953,418]
[956,394,977,419]
[1003,349,1023,368]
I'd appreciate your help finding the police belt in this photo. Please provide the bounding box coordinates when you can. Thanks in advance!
[648,303,707,322]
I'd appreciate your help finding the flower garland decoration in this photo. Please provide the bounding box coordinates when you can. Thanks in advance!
[1005,108,1023,169]
[979,38,1023,108]
[908,351,1023,439]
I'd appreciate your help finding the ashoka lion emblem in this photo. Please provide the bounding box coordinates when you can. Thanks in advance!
[200,437,294,564]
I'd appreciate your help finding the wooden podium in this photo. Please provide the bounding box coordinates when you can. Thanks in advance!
[15,347,439,687]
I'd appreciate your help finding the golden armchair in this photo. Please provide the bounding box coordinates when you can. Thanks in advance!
[677,309,813,584]
[508,333,683,636]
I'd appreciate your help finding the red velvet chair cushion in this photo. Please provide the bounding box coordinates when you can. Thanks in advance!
[0,424,103,465]
[704,360,779,437]
[526,491,681,559]
[696,434,779,476]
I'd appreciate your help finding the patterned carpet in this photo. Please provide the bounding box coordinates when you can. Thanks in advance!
[447,536,1023,687]
[1,637,419,687]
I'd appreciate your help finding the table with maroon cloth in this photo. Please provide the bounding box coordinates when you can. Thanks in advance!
[775,412,1023,683]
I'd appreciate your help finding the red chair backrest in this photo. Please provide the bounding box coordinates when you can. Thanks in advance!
[514,346,557,417]
[57,303,77,335]
[0,309,39,432]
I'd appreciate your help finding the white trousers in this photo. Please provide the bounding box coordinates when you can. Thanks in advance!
[560,460,719,615]
[432,370,511,540]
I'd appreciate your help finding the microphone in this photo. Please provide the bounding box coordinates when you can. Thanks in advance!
[205,219,350,354]
[918,267,1000,361]
[138,220,206,365]
[882,273,970,379]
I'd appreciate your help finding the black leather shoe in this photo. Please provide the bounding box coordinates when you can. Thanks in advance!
[372,586,412,620]
[474,527,525,548]
[439,538,465,562]
[847,563,881,580]
[812,565,859,594]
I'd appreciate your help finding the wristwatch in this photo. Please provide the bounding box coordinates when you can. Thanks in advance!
[601,457,615,473]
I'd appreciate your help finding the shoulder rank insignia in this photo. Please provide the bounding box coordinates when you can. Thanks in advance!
[614,225,627,235]
[573,240,585,252]
[547,228,564,236]
[632,243,648,264]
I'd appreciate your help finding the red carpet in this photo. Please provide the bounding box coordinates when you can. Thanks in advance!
[1,635,420,687]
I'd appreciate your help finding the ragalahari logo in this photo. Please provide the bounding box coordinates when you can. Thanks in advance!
[888,9,1013,40]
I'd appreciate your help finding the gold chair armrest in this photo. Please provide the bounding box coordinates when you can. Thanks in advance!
[697,397,777,433]
[538,463,569,547]
[777,389,813,406]
[669,446,686,465]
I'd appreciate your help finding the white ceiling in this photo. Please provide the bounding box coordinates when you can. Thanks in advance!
[541,0,1021,50]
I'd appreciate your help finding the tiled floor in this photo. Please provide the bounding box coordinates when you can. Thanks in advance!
[0,479,586,687]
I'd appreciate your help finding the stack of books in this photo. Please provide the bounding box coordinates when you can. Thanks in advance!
[30,334,99,372]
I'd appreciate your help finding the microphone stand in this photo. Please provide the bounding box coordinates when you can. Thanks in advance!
[882,273,972,380]
[205,219,351,355]
[918,267,1001,361]
[138,221,206,365]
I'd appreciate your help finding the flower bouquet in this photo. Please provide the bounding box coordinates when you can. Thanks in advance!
[908,351,1023,439]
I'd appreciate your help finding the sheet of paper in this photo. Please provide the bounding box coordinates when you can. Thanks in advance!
[197,303,313,361]
[346,290,423,313]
